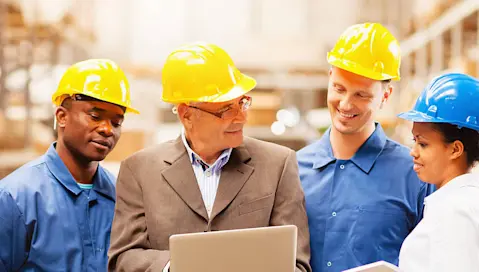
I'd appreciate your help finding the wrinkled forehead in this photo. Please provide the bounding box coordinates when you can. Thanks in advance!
[188,96,243,109]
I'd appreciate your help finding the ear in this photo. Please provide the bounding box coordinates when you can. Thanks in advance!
[329,67,333,76]
[449,140,465,161]
[380,85,393,108]
[177,103,193,128]
[55,107,68,128]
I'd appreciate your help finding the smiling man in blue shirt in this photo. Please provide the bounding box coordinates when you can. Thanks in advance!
[297,23,434,272]
[0,59,139,271]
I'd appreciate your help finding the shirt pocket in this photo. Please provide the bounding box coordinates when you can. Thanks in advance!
[238,193,275,215]
[349,205,409,265]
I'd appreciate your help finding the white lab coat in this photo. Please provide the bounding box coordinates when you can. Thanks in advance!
[399,173,479,271]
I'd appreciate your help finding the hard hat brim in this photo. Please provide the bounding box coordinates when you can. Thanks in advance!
[328,54,400,81]
[125,106,140,114]
[53,91,140,114]
[398,110,479,131]
[162,73,257,104]
[208,73,257,103]
[398,110,437,123]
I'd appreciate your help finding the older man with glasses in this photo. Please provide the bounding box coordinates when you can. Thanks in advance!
[107,42,312,272]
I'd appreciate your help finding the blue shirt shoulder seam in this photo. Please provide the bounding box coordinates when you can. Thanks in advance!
[0,190,27,228]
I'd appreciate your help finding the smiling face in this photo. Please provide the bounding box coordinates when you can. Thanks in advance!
[57,97,124,162]
[327,67,391,136]
[408,122,478,188]
[178,95,250,154]
[409,122,453,186]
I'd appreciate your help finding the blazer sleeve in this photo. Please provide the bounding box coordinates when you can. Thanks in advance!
[107,160,170,272]
[269,149,312,272]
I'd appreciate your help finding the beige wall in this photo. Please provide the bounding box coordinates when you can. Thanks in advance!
[91,0,359,69]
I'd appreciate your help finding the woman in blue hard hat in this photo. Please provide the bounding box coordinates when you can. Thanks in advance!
[397,73,479,271]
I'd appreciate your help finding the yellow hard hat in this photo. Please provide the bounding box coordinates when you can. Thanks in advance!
[161,42,256,103]
[327,23,401,81]
[52,59,139,114]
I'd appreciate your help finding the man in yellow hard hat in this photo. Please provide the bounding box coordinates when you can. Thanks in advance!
[107,42,312,272]
[297,23,435,271]
[0,59,138,271]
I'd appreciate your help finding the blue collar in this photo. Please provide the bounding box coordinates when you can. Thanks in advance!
[313,123,388,173]
[45,143,116,200]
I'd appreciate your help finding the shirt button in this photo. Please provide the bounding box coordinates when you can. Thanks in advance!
[327,261,332,267]
[339,164,345,169]
[205,171,212,177]
[332,212,337,217]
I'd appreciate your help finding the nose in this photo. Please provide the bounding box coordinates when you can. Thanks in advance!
[410,144,419,158]
[338,95,354,111]
[98,120,114,137]
[232,108,247,124]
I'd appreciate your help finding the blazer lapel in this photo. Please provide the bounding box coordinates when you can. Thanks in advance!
[161,137,209,221]
[210,143,254,220]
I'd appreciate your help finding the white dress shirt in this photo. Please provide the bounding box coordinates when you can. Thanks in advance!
[399,173,479,272]
[181,131,232,217]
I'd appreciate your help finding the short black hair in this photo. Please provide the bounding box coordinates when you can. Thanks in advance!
[432,123,479,167]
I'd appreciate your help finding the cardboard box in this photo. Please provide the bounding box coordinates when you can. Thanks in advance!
[246,108,278,127]
[104,130,153,162]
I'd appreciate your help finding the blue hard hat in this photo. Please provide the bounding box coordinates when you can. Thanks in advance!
[398,73,479,131]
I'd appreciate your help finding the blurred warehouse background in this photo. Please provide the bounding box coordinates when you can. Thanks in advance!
[1,0,479,177]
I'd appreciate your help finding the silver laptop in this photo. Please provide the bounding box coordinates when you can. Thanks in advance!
[169,225,297,272]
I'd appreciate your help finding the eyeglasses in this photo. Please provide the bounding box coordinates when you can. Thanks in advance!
[189,96,252,120]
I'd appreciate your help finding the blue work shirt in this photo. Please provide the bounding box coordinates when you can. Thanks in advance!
[0,143,116,272]
[297,124,434,272]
